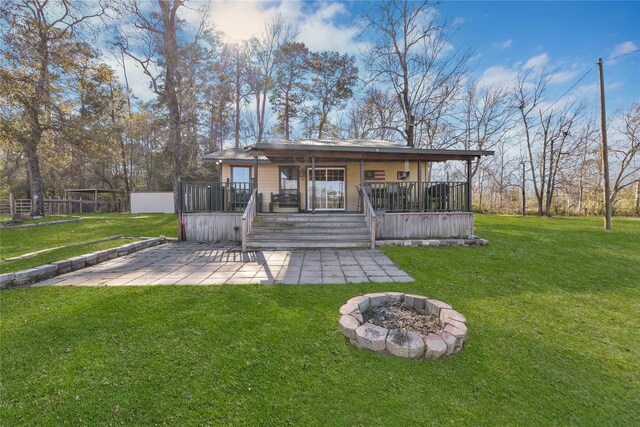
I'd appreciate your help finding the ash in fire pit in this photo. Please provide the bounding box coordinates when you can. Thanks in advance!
[339,292,467,360]
[364,302,442,336]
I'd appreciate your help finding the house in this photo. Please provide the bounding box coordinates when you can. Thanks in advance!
[179,139,493,250]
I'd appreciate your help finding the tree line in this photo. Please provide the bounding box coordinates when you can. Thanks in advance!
[1,0,638,217]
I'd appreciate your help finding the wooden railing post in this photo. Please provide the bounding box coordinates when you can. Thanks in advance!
[241,188,258,252]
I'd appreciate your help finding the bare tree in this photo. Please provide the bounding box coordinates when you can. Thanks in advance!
[455,81,515,178]
[610,103,640,210]
[362,0,471,148]
[515,70,549,216]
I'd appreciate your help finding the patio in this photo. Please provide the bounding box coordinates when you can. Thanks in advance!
[31,242,414,286]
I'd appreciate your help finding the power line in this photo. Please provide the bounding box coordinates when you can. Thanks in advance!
[605,48,640,63]
[541,66,595,114]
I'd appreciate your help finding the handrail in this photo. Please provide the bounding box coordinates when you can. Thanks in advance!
[358,185,377,249]
[241,188,258,252]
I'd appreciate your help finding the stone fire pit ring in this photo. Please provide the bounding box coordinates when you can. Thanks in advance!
[339,292,467,360]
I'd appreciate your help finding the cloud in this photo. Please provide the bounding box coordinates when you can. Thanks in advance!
[207,1,368,55]
[478,65,519,88]
[523,53,549,70]
[609,41,638,64]
[493,39,512,49]
[548,70,578,85]
[102,53,157,102]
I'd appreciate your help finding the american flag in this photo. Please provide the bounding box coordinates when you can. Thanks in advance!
[365,170,385,181]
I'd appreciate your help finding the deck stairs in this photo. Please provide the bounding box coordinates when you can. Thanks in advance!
[247,213,371,249]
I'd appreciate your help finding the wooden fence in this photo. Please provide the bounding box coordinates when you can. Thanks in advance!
[0,198,122,216]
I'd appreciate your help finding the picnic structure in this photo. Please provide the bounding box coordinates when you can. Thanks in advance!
[179,139,493,250]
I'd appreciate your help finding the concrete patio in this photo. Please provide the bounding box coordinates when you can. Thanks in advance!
[32,242,414,286]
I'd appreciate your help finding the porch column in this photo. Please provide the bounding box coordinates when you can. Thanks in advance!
[466,159,472,212]
[254,155,259,214]
[417,160,422,212]
[360,159,364,187]
[311,156,316,213]
[253,155,259,190]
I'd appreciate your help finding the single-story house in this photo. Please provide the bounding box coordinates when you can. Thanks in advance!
[179,139,493,250]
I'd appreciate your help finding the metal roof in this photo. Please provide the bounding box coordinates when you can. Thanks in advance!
[201,148,269,163]
[251,139,494,160]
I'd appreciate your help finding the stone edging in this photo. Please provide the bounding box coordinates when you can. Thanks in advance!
[0,219,83,230]
[339,292,467,360]
[376,236,488,247]
[0,237,167,290]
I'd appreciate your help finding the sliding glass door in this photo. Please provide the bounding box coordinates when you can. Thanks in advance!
[307,168,345,210]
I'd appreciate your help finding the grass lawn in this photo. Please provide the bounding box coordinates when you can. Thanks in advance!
[0,213,177,273]
[1,215,639,425]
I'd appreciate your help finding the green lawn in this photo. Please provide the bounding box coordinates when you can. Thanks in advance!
[0,213,177,273]
[1,215,639,425]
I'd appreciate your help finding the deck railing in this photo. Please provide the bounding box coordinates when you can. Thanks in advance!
[241,188,258,252]
[180,181,253,213]
[363,181,469,213]
[357,186,377,249]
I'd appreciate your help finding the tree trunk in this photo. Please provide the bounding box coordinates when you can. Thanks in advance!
[160,1,183,212]
[235,47,241,148]
[635,181,640,217]
[25,142,45,217]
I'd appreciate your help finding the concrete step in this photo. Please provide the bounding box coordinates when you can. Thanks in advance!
[247,240,371,249]
[254,214,365,223]
[250,226,370,234]
[247,233,370,241]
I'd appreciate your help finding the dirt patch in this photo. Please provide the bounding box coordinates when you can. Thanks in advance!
[363,302,442,337]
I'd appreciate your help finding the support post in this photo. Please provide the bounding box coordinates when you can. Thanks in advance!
[598,57,612,230]
[253,155,259,191]
[311,157,316,213]
[360,159,365,213]
[417,160,422,212]
[466,159,472,212]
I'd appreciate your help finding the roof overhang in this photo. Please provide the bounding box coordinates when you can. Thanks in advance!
[250,142,493,162]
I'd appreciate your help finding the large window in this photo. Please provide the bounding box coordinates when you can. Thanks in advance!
[279,167,299,195]
[230,166,251,183]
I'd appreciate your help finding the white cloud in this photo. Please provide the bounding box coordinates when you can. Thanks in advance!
[478,65,519,88]
[493,39,512,49]
[523,53,549,71]
[207,1,368,55]
[102,53,157,102]
[609,41,638,64]
[548,70,578,85]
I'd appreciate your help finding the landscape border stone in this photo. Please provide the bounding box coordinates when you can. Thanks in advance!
[375,236,488,247]
[0,218,83,230]
[338,292,467,360]
[0,237,167,290]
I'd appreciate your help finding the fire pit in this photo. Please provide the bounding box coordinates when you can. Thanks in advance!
[339,292,467,359]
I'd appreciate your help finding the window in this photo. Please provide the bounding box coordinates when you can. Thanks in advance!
[279,167,299,194]
[230,166,251,183]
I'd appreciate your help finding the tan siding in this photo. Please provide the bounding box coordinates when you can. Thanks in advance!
[220,160,424,212]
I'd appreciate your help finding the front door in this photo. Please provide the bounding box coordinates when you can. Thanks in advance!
[307,168,345,210]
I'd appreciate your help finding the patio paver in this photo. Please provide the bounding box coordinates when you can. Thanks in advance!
[31,242,414,286]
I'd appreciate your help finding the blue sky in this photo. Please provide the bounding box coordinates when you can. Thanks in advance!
[200,0,639,114]
[108,0,639,114]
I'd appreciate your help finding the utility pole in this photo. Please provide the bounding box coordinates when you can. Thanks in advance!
[597,58,612,230]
